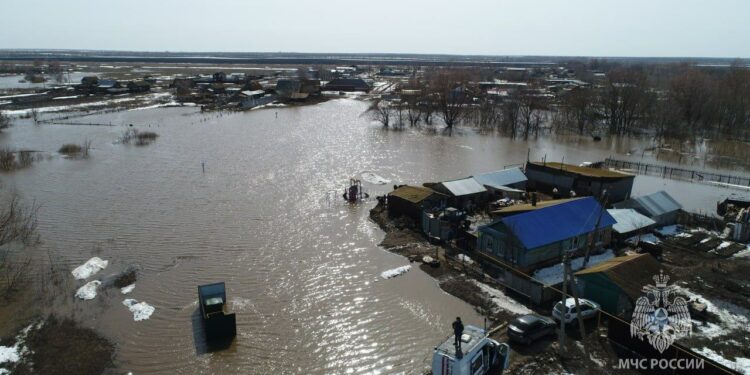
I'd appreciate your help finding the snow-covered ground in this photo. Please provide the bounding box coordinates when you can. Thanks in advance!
[676,286,750,339]
[472,280,531,315]
[694,348,750,375]
[655,225,682,237]
[626,233,661,245]
[533,249,615,286]
[71,257,108,280]
[3,92,172,117]
[381,265,411,279]
[0,322,42,373]
[457,254,474,265]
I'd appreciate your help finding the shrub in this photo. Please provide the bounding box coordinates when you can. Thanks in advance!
[58,144,82,155]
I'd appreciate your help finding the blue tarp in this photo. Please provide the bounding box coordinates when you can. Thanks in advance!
[500,196,616,249]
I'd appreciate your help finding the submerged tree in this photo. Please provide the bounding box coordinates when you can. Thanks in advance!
[367,99,392,127]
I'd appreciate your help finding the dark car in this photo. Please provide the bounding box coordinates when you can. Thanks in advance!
[507,314,556,344]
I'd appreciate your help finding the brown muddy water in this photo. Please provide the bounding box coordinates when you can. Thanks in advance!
[0,99,748,374]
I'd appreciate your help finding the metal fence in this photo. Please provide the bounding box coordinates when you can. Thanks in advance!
[604,158,750,187]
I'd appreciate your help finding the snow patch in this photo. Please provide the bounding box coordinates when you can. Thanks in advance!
[123,299,155,321]
[75,280,101,300]
[626,233,661,245]
[472,280,532,315]
[694,347,750,374]
[533,249,615,286]
[655,225,681,237]
[381,265,411,279]
[0,346,19,364]
[71,257,108,280]
[120,284,135,294]
[676,287,750,339]
[457,254,474,264]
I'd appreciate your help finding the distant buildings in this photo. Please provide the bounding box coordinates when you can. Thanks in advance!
[323,78,370,92]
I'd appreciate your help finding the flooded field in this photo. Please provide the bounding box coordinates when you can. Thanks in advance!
[0,99,748,374]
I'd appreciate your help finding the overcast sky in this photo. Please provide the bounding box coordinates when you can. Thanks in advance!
[1,0,748,58]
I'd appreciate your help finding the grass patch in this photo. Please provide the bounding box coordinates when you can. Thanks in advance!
[0,148,39,171]
[121,129,159,146]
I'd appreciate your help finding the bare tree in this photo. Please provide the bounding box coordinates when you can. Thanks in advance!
[427,70,472,128]
[0,193,39,295]
[367,99,392,127]
[0,111,10,132]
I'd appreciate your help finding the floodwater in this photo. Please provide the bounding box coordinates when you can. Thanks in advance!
[0,72,92,90]
[0,99,748,374]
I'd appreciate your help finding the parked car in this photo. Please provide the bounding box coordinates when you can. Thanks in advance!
[552,298,600,324]
[507,314,556,344]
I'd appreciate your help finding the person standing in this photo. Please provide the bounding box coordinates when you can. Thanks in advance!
[452,317,464,348]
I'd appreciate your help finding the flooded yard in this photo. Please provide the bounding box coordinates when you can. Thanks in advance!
[0,99,748,374]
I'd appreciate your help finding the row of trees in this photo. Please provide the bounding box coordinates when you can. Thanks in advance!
[368,63,750,140]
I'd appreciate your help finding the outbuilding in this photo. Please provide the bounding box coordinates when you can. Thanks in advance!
[613,190,682,227]
[574,253,662,316]
[388,185,447,221]
[525,161,634,203]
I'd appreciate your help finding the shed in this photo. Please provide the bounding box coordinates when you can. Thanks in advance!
[575,253,663,316]
[614,191,681,226]
[431,178,488,210]
[525,161,634,203]
[388,185,447,221]
[474,167,528,194]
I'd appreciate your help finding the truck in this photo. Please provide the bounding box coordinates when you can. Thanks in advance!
[198,282,237,341]
[431,325,511,375]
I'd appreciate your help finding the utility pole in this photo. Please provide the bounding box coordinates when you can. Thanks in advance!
[582,190,608,269]
[558,253,568,355]
[567,258,591,370]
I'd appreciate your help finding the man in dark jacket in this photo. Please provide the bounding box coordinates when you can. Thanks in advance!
[452,317,464,348]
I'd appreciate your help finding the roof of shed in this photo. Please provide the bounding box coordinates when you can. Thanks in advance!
[494,196,616,249]
[440,178,487,196]
[607,209,657,234]
[575,253,663,300]
[389,186,445,204]
[528,161,633,179]
[630,191,682,216]
[473,167,527,189]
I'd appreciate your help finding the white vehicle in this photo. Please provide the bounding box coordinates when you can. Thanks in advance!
[431,325,511,375]
[552,297,601,324]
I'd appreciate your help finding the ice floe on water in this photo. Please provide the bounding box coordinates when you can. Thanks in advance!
[123,299,155,321]
[472,280,532,315]
[75,280,101,300]
[694,347,750,374]
[381,265,411,279]
[71,257,108,280]
[360,172,390,185]
[121,284,135,294]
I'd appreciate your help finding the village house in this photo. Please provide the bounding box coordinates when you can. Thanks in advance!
[613,190,681,227]
[477,196,615,273]
[574,253,662,316]
[525,161,635,203]
[127,81,151,93]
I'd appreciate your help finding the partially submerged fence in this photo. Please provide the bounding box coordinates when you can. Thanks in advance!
[604,158,750,187]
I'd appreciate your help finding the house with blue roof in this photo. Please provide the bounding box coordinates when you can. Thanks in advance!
[476,196,615,272]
